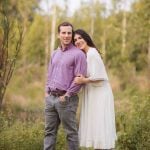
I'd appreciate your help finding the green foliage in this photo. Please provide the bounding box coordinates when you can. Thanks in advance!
[0,113,95,150]
[23,15,45,65]
[116,93,150,150]
[0,0,24,108]
[0,114,44,150]
[0,113,69,150]
[126,0,150,71]
[5,65,45,113]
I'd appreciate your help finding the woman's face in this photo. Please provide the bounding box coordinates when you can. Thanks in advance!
[74,34,88,52]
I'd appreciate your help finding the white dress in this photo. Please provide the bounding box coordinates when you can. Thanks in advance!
[79,47,117,149]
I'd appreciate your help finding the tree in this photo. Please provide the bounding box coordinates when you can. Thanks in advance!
[128,0,150,71]
[0,0,24,109]
[23,15,45,65]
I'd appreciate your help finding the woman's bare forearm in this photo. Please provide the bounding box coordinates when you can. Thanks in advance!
[83,77,103,84]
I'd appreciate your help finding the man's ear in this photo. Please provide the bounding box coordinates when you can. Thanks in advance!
[57,34,60,39]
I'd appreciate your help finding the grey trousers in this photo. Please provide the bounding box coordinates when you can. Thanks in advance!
[44,94,79,150]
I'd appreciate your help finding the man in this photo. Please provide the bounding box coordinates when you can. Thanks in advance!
[44,22,87,150]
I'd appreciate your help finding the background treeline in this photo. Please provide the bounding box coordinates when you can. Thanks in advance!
[0,0,149,149]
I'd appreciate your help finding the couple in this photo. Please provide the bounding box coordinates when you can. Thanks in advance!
[44,22,117,150]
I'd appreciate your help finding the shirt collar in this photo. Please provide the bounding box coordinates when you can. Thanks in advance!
[58,43,74,51]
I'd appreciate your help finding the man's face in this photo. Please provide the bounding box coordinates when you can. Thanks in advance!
[58,26,73,47]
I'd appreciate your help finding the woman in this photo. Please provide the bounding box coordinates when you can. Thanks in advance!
[73,29,117,150]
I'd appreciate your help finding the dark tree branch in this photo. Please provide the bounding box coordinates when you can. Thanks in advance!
[0,1,24,110]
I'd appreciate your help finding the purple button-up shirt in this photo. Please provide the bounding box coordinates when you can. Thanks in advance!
[46,43,87,96]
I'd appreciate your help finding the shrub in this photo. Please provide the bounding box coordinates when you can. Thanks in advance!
[116,95,150,150]
[0,119,44,150]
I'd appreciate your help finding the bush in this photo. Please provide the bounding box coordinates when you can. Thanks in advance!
[116,94,150,150]
[0,115,44,150]
[0,114,68,150]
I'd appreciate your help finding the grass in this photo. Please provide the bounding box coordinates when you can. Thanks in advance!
[0,65,149,150]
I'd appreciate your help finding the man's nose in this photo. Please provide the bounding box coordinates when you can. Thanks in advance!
[65,33,69,37]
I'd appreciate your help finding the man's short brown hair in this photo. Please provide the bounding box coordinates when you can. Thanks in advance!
[57,22,74,33]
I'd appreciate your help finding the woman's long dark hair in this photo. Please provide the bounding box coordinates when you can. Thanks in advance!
[74,29,99,52]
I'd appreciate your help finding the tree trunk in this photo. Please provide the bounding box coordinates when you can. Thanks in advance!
[90,0,96,37]
[44,15,50,73]
[121,11,127,57]
[90,13,94,37]
[102,28,106,62]
[44,2,57,90]
[148,34,150,70]
[0,21,23,110]
[50,5,56,55]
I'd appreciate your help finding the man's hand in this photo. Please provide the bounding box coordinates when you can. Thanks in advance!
[45,93,49,97]
[59,95,66,102]
[59,93,70,102]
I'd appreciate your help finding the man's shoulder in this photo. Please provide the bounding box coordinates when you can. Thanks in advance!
[71,46,85,55]
[51,48,60,56]
[54,47,60,52]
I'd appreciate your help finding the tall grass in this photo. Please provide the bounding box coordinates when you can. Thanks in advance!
[116,94,150,150]
[0,65,149,150]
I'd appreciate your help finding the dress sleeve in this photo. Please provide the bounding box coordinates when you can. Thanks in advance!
[88,50,108,81]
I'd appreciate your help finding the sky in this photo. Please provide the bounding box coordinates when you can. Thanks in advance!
[40,0,112,15]
[39,0,135,16]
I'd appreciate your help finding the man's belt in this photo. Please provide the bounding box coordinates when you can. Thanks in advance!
[48,90,66,97]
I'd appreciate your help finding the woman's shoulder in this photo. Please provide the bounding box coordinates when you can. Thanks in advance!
[88,47,100,57]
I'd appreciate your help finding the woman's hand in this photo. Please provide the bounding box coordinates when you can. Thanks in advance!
[74,74,86,84]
